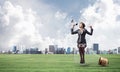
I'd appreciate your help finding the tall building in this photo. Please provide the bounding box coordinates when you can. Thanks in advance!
[66,47,71,54]
[56,48,65,54]
[23,48,40,54]
[93,43,99,54]
[45,48,48,54]
[29,48,39,54]
[118,47,120,54]
[12,46,17,53]
[113,49,117,54]
[49,45,58,54]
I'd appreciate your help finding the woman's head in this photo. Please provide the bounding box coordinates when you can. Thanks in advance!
[79,22,85,28]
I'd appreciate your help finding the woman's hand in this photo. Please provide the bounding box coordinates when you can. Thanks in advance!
[72,24,76,28]
[71,25,75,29]
[89,26,93,29]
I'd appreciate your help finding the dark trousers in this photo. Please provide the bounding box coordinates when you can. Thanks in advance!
[77,44,86,63]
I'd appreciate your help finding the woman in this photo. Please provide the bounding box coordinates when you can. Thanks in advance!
[71,22,93,64]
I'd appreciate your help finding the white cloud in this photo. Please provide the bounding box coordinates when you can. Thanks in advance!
[79,0,120,50]
[0,1,53,51]
[0,1,71,51]
[55,11,67,20]
[1,0,120,51]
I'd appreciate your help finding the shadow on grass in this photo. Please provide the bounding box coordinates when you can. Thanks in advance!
[80,64,90,67]
[75,63,109,68]
[74,63,91,67]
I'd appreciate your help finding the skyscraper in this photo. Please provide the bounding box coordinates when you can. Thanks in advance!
[49,45,58,54]
[118,47,120,54]
[66,47,71,54]
[45,48,48,54]
[12,46,17,53]
[93,43,99,54]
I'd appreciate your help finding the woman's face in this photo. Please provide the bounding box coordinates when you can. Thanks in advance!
[79,23,83,28]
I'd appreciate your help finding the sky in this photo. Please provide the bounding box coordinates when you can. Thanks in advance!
[0,0,120,51]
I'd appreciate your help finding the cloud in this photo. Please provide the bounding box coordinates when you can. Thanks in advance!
[55,11,67,20]
[0,1,71,51]
[79,0,120,50]
[0,1,42,50]
[1,0,120,51]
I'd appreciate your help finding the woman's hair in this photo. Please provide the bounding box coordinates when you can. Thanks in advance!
[80,22,85,28]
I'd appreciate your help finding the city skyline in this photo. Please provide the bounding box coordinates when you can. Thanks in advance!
[0,44,119,54]
[0,0,120,51]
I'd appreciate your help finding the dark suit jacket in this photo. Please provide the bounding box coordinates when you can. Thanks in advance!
[71,28,93,44]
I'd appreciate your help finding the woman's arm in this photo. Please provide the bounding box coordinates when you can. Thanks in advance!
[71,25,78,34]
[86,26,93,35]
[71,28,78,34]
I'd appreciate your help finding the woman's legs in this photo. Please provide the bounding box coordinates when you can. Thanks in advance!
[79,47,85,63]
[78,48,82,63]
[78,44,86,64]
[81,47,85,63]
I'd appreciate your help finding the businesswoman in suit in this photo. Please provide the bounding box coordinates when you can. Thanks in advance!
[71,22,93,64]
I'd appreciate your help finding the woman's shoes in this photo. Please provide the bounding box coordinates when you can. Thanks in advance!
[80,60,85,64]
[80,61,83,64]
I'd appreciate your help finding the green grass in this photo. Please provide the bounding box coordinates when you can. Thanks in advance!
[0,54,120,72]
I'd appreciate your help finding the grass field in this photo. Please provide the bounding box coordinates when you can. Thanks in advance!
[0,54,120,72]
